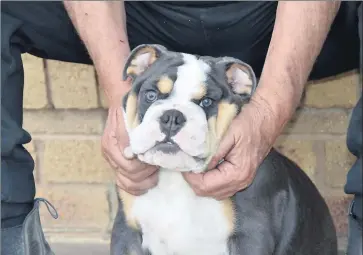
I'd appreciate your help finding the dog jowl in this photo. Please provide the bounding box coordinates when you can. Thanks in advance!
[121,44,257,172]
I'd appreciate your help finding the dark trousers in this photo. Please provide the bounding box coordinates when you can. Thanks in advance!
[1,1,362,228]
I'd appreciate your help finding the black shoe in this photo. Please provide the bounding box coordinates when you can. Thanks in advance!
[1,198,58,255]
[347,200,363,255]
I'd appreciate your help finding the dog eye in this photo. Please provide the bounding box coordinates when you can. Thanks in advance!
[199,97,213,108]
[145,90,158,103]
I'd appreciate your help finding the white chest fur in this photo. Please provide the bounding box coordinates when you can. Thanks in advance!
[130,170,231,255]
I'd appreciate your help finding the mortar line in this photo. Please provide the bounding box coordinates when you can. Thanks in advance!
[44,228,106,233]
[30,133,348,140]
[43,59,54,109]
[31,134,102,140]
[34,140,46,185]
[43,182,112,187]
[277,134,347,140]
[94,68,103,108]
[23,108,107,114]
[308,69,359,84]
[314,140,327,189]
[320,188,354,198]
[293,107,353,114]
[23,107,350,114]
[93,67,109,130]
[32,141,41,184]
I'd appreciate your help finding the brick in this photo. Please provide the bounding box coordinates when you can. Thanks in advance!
[47,60,98,109]
[42,140,113,183]
[324,195,352,236]
[274,138,316,179]
[22,54,48,109]
[23,110,105,135]
[325,139,356,188]
[284,108,351,134]
[36,185,109,229]
[304,71,359,108]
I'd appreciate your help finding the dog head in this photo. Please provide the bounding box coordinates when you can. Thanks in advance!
[121,44,257,172]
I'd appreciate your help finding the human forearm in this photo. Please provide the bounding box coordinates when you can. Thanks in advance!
[63,1,131,104]
[251,1,341,142]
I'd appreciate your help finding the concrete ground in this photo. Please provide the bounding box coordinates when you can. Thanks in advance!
[51,243,109,255]
[51,238,347,255]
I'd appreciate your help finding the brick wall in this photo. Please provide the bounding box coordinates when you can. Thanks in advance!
[22,53,360,245]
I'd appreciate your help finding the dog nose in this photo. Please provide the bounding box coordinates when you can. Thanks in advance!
[159,109,186,136]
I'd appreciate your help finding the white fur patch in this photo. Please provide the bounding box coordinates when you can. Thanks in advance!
[170,53,211,101]
[125,53,231,255]
[131,171,230,255]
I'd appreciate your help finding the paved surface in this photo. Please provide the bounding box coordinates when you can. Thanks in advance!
[51,243,346,255]
[51,243,109,255]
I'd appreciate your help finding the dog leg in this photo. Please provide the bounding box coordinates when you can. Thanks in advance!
[110,192,148,255]
[228,233,275,255]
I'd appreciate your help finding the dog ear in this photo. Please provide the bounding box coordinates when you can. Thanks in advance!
[123,44,167,81]
[218,57,257,97]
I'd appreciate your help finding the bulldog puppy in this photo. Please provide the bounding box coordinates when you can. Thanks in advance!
[110,44,337,255]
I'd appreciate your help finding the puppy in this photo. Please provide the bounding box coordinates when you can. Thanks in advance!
[110,44,337,255]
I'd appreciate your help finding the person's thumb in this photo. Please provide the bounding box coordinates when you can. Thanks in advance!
[207,131,235,170]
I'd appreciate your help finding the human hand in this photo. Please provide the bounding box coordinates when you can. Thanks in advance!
[101,91,159,196]
[182,98,276,200]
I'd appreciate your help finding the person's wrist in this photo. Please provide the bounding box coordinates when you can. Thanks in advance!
[92,47,132,107]
[98,75,131,108]
[239,89,288,152]
[253,82,297,133]
[108,90,127,108]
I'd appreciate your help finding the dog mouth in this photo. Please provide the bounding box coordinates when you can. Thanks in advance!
[140,138,207,170]
[152,138,181,154]
[152,139,206,161]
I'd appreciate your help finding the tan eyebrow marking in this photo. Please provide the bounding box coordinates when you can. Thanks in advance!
[157,76,174,94]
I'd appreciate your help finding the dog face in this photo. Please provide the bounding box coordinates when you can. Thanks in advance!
[122,44,257,172]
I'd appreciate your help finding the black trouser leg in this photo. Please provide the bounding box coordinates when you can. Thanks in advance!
[345,95,362,255]
[345,2,362,254]
[1,11,34,229]
[344,2,363,217]
[1,2,92,254]
[1,1,91,229]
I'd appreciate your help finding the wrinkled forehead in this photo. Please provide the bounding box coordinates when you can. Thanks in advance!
[136,53,225,102]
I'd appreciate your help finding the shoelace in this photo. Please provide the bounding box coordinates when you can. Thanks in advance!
[35,198,59,219]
